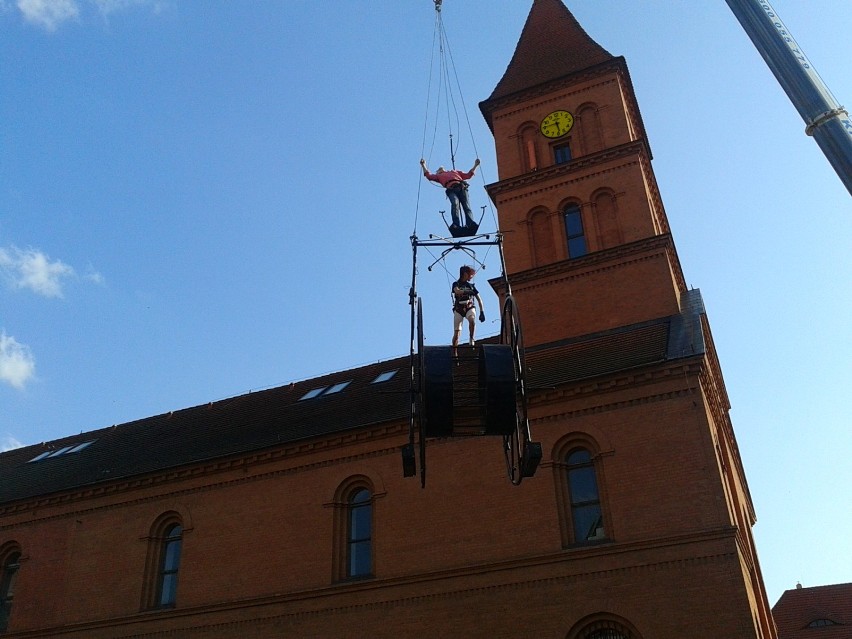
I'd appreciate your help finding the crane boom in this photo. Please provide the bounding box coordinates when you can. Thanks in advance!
[725,0,852,196]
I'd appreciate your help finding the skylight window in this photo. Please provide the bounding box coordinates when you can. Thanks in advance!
[47,446,76,458]
[298,380,353,400]
[27,440,97,463]
[299,387,327,400]
[324,381,351,394]
[371,370,398,383]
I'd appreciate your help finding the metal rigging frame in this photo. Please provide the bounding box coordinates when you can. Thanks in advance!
[402,229,541,487]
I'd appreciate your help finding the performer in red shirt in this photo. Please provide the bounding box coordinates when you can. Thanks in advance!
[421,158,480,230]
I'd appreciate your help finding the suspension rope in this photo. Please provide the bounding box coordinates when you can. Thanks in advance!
[435,5,500,232]
[438,17,467,165]
[438,22,460,168]
[414,0,500,249]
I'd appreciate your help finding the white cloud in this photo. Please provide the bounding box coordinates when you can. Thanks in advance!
[0,331,36,390]
[84,264,105,286]
[13,0,164,30]
[1,434,24,452]
[16,0,79,31]
[92,0,155,15]
[0,246,75,298]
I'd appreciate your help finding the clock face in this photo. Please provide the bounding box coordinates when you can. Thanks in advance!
[540,110,574,138]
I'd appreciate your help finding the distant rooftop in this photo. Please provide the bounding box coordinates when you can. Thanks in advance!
[772,582,852,639]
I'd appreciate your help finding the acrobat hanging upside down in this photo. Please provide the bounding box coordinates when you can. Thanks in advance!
[420,158,480,232]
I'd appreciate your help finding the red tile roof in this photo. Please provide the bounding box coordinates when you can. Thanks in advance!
[773,583,852,639]
[485,0,613,102]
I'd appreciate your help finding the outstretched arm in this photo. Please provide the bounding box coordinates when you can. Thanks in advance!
[420,158,430,176]
[469,158,481,174]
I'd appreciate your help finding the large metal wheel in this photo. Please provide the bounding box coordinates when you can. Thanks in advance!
[402,297,421,479]
[500,295,539,484]
[416,298,427,487]
[403,297,427,481]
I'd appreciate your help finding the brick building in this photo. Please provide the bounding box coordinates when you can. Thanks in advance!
[0,1,777,637]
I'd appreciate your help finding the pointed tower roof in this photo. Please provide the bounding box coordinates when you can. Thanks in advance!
[486,0,614,102]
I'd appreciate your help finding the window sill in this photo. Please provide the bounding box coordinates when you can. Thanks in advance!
[563,537,612,550]
[335,573,375,585]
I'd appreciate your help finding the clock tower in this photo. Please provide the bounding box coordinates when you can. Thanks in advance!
[481,0,679,348]
[480,1,777,637]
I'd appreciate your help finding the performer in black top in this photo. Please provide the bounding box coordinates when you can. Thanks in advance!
[451,265,485,347]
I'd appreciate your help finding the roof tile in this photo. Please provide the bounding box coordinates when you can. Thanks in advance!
[486,0,613,102]
[773,583,852,638]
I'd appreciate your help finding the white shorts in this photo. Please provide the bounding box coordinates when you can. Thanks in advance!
[453,307,476,330]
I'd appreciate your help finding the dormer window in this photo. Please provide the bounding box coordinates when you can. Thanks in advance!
[807,619,840,627]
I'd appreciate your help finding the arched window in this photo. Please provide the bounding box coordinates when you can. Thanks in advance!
[564,204,588,258]
[347,489,372,578]
[0,548,21,633]
[593,190,622,248]
[554,436,611,548]
[576,104,603,156]
[568,615,641,639]
[566,448,605,542]
[142,514,185,610]
[518,124,540,172]
[582,622,632,638]
[157,523,183,607]
[530,208,556,266]
[331,477,377,582]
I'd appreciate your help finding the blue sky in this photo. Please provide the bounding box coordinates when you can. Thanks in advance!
[1,0,849,607]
